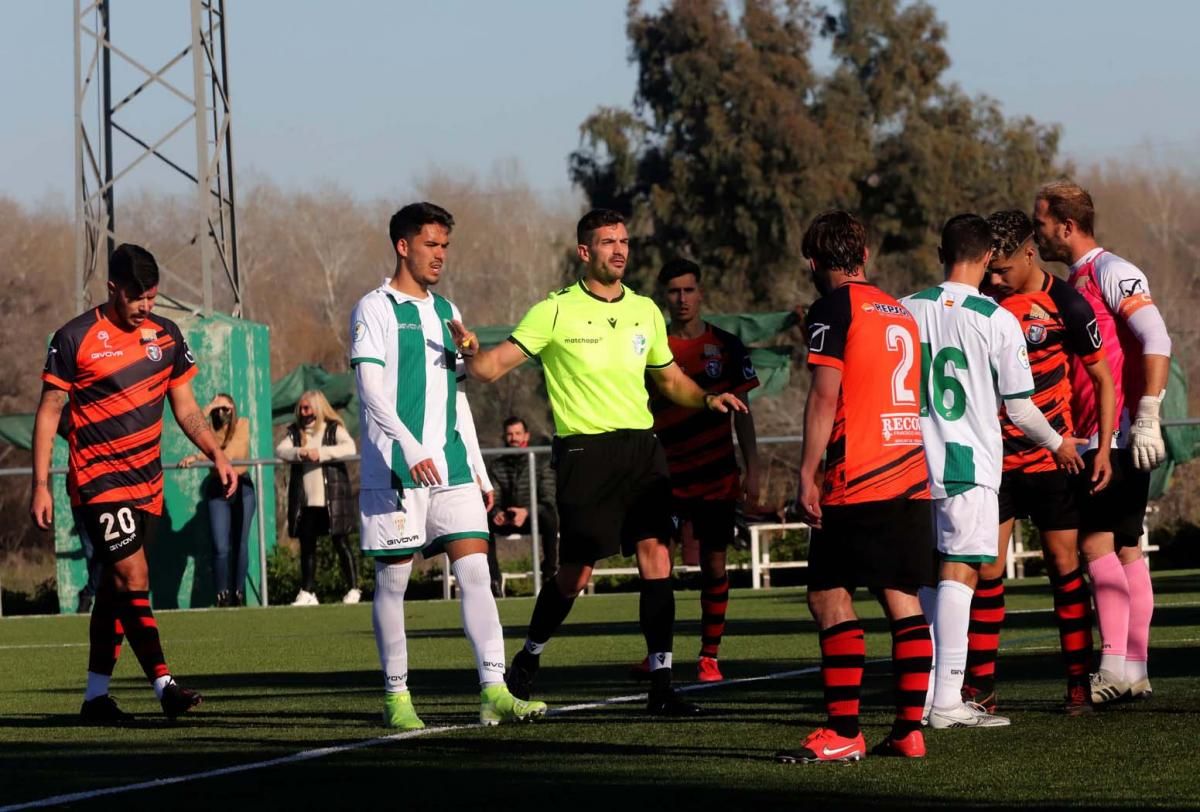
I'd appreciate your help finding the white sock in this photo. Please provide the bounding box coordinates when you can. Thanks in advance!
[452,553,507,687]
[932,579,974,711]
[152,674,174,700]
[85,672,111,701]
[919,585,938,716]
[373,560,412,693]
[1099,653,1127,677]
[1125,659,1149,684]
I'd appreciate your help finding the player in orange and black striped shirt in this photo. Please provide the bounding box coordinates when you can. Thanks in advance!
[959,210,1117,713]
[776,211,934,765]
[644,259,761,683]
[30,244,235,724]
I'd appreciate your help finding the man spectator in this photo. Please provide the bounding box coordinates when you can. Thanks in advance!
[486,416,557,595]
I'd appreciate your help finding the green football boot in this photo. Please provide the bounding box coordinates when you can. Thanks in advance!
[383,690,426,730]
[480,683,548,726]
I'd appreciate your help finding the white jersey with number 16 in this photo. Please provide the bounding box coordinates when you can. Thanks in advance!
[901,281,1035,498]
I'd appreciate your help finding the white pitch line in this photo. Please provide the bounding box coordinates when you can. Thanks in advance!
[0,662,829,811]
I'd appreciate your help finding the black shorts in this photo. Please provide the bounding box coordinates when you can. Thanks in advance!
[1075,448,1150,547]
[998,469,1079,531]
[808,498,936,592]
[671,498,737,552]
[553,429,672,565]
[77,502,157,565]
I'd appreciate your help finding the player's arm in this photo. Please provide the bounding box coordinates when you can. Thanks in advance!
[30,384,68,530]
[1099,260,1172,470]
[455,387,495,511]
[732,394,761,505]
[1003,396,1084,473]
[168,380,237,498]
[648,362,748,414]
[1082,355,1116,492]
[354,362,441,486]
[449,321,528,383]
[797,365,840,528]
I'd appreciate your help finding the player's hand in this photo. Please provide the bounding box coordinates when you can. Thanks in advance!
[178,454,199,468]
[797,477,823,530]
[510,506,529,526]
[705,392,748,414]
[743,467,761,508]
[1052,436,1087,474]
[301,447,321,462]
[30,485,54,530]
[410,458,442,487]
[213,449,237,498]
[1131,395,1166,471]
[481,489,495,512]
[493,510,509,527]
[1089,449,1113,495]
[446,320,479,358]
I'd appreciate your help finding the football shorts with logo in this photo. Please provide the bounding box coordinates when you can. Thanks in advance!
[77,502,158,564]
[360,483,489,558]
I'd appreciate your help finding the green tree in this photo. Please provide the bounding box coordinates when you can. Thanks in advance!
[569,0,1060,303]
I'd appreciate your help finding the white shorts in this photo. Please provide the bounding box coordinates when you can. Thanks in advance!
[934,486,999,562]
[360,483,489,558]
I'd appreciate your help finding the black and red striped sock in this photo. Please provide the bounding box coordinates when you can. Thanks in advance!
[820,620,865,738]
[699,573,729,659]
[86,589,124,677]
[890,614,932,737]
[113,590,170,682]
[966,577,1005,693]
[1051,566,1094,684]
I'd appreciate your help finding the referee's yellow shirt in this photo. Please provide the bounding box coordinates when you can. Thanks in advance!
[509,280,674,436]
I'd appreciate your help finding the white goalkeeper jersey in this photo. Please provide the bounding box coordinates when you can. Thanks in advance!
[901,281,1035,498]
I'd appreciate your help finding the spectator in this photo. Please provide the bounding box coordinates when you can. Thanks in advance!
[180,393,257,607]
[486,416,557,595]
[275,390,359,605]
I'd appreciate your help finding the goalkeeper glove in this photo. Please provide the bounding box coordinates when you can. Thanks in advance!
[1130,393,1166,471]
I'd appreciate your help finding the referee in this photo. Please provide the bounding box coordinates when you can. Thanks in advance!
[449,209,746,716]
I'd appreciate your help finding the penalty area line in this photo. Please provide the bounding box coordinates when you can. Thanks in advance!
[1,662,834,810]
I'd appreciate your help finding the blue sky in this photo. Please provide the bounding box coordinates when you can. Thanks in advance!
[2,1,1196,206]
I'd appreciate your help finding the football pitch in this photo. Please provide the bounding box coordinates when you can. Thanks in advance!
[2,572,1200,810]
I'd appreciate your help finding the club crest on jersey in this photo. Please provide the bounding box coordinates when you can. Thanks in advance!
[880,412,922,446]
[1017,345,1030,369]
[353,320,367,342]
[1025,324,1046,345]
[631,333,648,356]
[145,343,162,362]
[705,359,723,378]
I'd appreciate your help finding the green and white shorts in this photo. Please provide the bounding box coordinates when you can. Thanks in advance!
[934,485,999,563]
[360,483,488,558]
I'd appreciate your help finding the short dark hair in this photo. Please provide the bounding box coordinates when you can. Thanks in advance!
[940,214,994,265]
[576,209,625,246]
[657,258,701,287]
[389,202,454,250]
[1037,180,1095,236]
[502,416,527,431]
[108,243,159,293]
[801,210,867,273]
[987,210,1034,258]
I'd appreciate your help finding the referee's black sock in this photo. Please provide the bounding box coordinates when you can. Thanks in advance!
[640,577,675,676]
[526,582,576,646]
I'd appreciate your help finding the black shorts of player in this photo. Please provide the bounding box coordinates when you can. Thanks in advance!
[77,502,158,565]
[1075,448,1150,547]
[552,429,673,566]
[671,498,737,553]
[807,498,936,592]
[998,469,1080,531]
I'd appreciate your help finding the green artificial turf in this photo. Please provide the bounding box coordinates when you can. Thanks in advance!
[2,572,1199,810]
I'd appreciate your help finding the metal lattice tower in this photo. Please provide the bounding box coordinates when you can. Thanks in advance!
[74,0,241,316]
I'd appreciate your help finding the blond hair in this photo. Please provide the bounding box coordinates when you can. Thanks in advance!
[295,390,342,446]
[1036,180,1095,236]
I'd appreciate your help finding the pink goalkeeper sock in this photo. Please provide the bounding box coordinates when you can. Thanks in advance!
[1123,557,1154,662]
[1088,553,1129,659]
